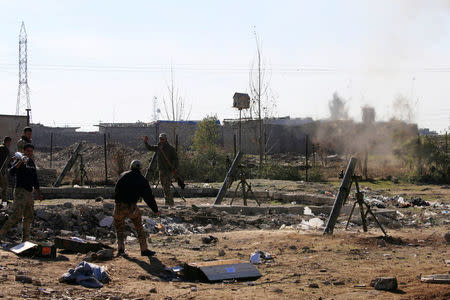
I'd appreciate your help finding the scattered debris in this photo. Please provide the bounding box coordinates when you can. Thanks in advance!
[60,261,110,288]
[420,274,450,284]
[10,242,37,256]
[55,236,111,254]
[126,236,137,243]
[84,249,114,262]
[99,216,114,227]
[370,277,398,291]
[303,206,314,216]
[250,250,273,264]
[376,239,387,247]
[15,275,33,284]
[444,232,450,245]
[202,235,218,244]
[182,259,261,282]
[300,218,324,230]
[10,241,56,258]
[410,198,429,207]
[301,246,316,254]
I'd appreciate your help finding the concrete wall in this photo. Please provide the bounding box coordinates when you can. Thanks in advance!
[99,121,199,150]
[222,120,317,154]
[30,119,418,157]
[0,114,28,151]
[32,125,103,151]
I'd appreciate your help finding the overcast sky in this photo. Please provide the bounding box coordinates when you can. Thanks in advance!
[0,0,449,132]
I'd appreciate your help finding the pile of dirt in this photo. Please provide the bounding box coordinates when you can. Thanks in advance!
[34,142,148,183]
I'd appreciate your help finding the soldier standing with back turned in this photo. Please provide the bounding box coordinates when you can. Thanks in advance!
[143,133,179,206]
[114,160,160,257]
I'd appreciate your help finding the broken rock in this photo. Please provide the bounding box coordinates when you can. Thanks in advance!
[202,235,218,244]
[15,275,33,284]
[63,202,74,209]
[444,232,450,245]
[370,277,398,291]
[99,216,114,227]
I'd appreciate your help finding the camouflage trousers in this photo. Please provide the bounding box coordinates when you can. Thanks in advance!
[113,202,148,251]
[0,174,7,203]
[0,187,34,241]
[160,170,174,206]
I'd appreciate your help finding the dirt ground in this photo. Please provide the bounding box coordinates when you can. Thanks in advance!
[0,179,448,299]
[0,226,449,299]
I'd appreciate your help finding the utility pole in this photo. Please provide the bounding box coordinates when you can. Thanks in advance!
[104,133,108,183]
[257,38,263,168]
[152,96,159,122]
[50,133,53,168]
[16,22,31,119]
[26,109,31,126]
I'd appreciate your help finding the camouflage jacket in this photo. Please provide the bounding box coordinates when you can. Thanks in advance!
[144,142,179,172]
[17,136,32,153]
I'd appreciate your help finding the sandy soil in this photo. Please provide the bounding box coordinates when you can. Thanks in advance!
[0,226,448,300]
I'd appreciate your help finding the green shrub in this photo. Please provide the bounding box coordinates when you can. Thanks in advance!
[179,147,229,182]
[259,162,303,181]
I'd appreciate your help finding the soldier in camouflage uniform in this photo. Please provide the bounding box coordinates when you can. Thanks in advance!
[0,137,12,205]
[17,127,32,153]
[143,133,179,206]
[0,144,42,242]
[114,160,160,257]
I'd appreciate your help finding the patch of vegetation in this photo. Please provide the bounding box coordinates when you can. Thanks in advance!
[394,135,449,184]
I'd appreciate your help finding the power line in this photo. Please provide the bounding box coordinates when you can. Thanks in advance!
[1,62,450,74]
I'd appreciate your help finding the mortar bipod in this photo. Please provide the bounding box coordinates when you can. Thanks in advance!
[344,175,387,236]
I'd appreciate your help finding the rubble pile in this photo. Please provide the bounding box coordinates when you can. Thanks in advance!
[363,194,443,209]
[0,194,447,243]
[0,203,310,242]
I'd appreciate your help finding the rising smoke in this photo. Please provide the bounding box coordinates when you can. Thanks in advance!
[328,92,349,121]
[362,105,376,124]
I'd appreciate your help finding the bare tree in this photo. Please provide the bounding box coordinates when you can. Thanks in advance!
[162,65,191,121]
[249,31,277,167]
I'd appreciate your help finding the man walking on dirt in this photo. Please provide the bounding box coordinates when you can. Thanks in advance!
[17,127,33,153]
[143,133,179,206]
[0,144,42,242]
[114,160,160,257]
[0,137,12,206]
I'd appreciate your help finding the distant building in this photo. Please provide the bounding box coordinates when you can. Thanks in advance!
[0,114,28,151]
[419,128,438,135]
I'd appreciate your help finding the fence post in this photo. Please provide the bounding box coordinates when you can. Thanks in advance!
[104,133,108,183]
[233,134,237,158]
[312,143,315,168]
[305,135,309,182]
[50,132,53,168]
